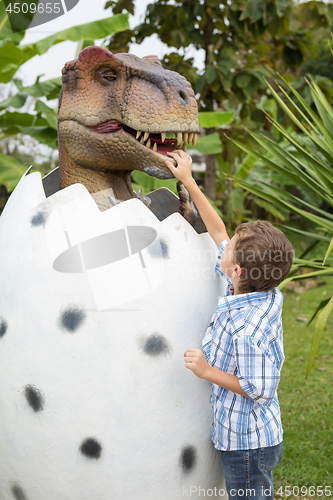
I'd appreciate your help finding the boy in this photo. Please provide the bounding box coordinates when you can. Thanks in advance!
[165,150,294,500]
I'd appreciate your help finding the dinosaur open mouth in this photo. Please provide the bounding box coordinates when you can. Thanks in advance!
[93,120,198,156]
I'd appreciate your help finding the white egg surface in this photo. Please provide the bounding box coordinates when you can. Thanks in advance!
[0,169,227,500]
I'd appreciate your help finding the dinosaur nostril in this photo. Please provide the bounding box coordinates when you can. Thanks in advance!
[179,90,188,104]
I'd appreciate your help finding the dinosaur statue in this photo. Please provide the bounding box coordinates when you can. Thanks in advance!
[52,45,203,229]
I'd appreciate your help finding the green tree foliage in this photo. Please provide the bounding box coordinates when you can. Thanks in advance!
[104,0,333,200]
[301,40,333,82]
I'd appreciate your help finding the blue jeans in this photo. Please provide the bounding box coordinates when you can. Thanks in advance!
[220,442,283,500]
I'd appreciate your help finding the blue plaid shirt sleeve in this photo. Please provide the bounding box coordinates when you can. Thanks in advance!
[234,334,281,407]
[215,239,232,284]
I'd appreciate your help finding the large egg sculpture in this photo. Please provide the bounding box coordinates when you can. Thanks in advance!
[0,167,227,499]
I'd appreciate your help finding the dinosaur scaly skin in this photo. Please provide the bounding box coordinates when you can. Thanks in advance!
[58,46,199,210]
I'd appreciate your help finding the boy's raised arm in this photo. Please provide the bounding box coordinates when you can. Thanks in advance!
[165,151,229,247]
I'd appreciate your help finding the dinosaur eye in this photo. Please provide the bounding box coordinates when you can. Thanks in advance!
[97,69,117,85]
[104,73,117,82]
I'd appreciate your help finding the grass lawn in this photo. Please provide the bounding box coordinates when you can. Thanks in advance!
[273,224,333,496]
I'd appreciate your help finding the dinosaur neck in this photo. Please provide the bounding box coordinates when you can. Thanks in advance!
[59,142,135,210]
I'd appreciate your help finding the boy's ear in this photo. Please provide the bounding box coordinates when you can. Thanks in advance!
[232,264,243,278]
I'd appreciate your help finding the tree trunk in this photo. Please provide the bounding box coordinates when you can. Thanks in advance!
[204,151,216,200]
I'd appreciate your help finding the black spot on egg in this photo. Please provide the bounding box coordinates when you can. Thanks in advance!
[0,317,7,338]
[60,307,85,332]
[31,210,49,227]
[160,239,169,258]
[143,334,169,356]
[80,438,102,459]
[180,445,196,473]
[148,238,169,259]
[25,385,43,412]
[11,484,28,500]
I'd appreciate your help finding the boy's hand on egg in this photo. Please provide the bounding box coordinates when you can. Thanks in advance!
[184,347,209,379]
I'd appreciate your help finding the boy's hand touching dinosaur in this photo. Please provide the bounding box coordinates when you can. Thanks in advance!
[166,149,229,247]
[165,150,194,187]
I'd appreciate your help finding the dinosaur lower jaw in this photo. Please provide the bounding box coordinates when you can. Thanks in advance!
[92,120,198,156]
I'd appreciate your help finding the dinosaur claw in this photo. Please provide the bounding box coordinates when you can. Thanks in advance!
[176,181,189,203]
[134,188,152,209]
[138,194,152,209]
[107,195,122,207]
[177,181,197,226]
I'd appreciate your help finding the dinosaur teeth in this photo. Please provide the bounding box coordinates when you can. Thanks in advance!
[135,129,197,149]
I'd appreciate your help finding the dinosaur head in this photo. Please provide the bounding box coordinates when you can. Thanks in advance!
[58,46,199,204]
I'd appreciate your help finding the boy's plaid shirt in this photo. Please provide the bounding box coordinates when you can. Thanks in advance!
[202,239,285,451]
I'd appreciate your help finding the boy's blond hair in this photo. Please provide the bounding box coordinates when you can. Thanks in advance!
[234,220,294,293]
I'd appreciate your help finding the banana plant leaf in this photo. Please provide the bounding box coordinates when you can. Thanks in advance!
[0,153,29,191]
[20,13,129,58]
[35,100,57,130]
[198,111,234,128]
[194,133,222,155]
[0,39,27,83]
[0,1,25,44]
[0,12,129,83]
[0,110,47,127]
[0,125,57,148]
[0,77,62,111]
